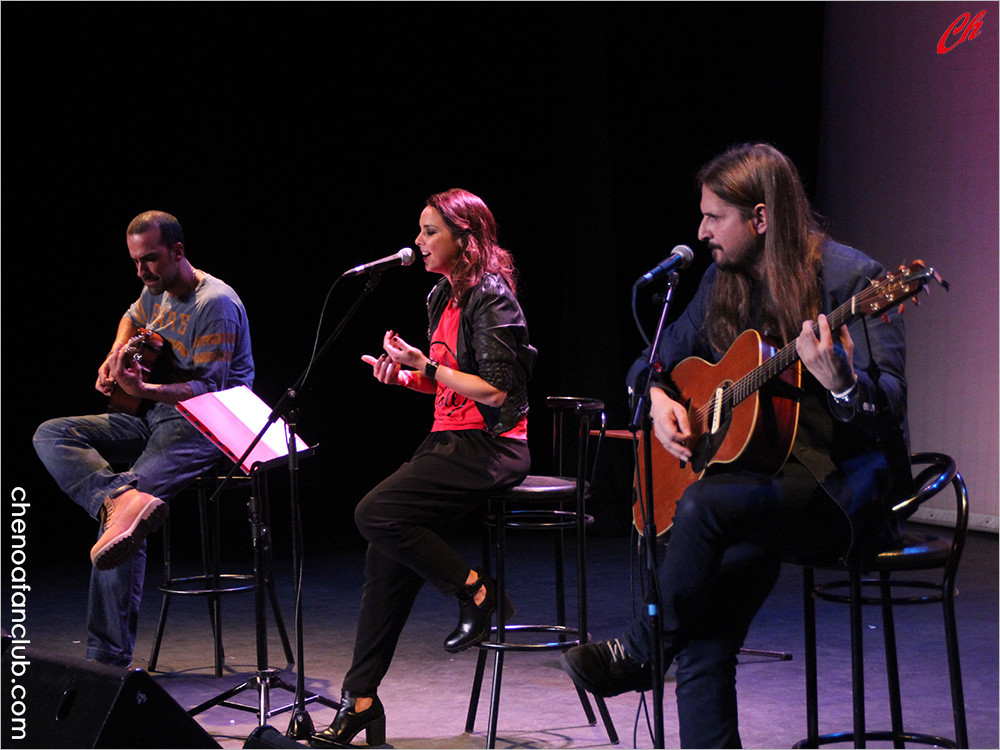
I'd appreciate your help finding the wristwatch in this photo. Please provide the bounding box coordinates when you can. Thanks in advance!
[424,358,440,380]
[831,379,858,405]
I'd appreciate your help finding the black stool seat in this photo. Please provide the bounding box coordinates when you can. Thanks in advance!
[865,530,952,569]
[495,475,581,531]
[503,474,575,494]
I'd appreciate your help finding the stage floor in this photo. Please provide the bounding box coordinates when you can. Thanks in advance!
[14,528,998,749]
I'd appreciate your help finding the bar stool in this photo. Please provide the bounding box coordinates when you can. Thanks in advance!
[794,452,969,748]
[465,396,619,747]
[147,463,294,677]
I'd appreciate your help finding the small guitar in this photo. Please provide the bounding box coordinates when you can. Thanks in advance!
[107,328,171,415]
[633,260,947,537]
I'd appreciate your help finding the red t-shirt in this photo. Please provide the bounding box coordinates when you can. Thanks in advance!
[430,301,527,440]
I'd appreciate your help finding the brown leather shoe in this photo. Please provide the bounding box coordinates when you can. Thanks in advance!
[90,489,168,570]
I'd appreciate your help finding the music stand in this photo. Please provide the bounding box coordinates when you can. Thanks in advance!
[177,270,386,737]
[176,386,338,725]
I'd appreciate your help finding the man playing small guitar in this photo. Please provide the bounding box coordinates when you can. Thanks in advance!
[563,144,931,748]
[33,211,254,668]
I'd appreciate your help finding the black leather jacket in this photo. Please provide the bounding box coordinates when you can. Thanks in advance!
[427,273,536,437]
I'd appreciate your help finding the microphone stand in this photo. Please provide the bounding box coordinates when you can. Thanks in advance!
[628,271,679,750]
[195,271,385,736]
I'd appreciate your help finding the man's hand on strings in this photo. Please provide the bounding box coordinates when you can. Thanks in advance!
[796,314,856,393]
[107,346,145,397]
[649,386,692,461]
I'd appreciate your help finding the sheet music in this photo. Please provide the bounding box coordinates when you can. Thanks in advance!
[176,385,310,473]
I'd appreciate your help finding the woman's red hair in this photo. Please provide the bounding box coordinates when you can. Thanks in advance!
[426,188,517,306]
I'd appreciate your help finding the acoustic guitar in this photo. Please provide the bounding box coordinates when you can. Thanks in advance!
[632,260,947,537]
[107,328,171,415]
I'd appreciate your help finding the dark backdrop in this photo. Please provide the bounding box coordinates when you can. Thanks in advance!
[4,3,826,556]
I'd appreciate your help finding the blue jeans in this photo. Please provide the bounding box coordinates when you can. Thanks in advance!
[33,403,220,665]
[625,461,850,748]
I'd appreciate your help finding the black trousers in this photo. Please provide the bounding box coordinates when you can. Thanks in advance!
[342,429,530,695]
[627,460,851,748]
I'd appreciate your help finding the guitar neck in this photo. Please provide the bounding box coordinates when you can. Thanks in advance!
[732,295,859,404]
[727,260,939,408]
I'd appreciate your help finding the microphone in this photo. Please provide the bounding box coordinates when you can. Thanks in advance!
[633,245,694,287]
[343,247,416,277]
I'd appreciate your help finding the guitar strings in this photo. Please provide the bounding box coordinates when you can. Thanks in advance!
[683,267,919,431]
[685,281,883,426]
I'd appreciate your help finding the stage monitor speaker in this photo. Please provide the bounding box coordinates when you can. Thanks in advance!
[3,647,219,748]
[243,725,307,748]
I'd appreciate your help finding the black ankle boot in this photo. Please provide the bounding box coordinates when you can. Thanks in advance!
[443,572,497,653]
[309,691,385,748]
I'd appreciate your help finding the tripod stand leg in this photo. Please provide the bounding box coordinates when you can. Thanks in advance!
[187,674,259,717]
[184,466,338,728]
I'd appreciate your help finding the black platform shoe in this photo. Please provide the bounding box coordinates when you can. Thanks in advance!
[444,571,497,653]
[309,691,385,748]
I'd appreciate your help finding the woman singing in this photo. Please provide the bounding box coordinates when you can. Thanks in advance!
[311,188,535,747]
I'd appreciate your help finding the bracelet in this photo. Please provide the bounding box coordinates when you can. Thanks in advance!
[424,358,440,380]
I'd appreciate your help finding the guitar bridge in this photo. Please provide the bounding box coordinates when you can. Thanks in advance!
[710,385,725,434]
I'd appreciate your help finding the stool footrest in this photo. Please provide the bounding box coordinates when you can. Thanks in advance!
[158,573,255,596]
[488,509,595,530]
[793,730,959,749]
[814,578,946,606]
[479,624,583,652]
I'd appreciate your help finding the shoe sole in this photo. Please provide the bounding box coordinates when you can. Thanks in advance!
[91,498,169,571]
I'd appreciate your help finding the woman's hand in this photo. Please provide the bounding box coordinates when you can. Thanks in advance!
[360,330,432,390]
[360,353,407,386]
[381,330,427,370]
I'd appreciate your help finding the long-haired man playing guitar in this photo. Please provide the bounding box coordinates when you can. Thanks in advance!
[562,143,909,747]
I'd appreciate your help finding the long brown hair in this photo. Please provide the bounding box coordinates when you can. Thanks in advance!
[426,189,517,306]
[697,143,826,353]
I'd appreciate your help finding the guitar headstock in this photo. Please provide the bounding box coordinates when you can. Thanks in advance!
[858,260,948,320]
